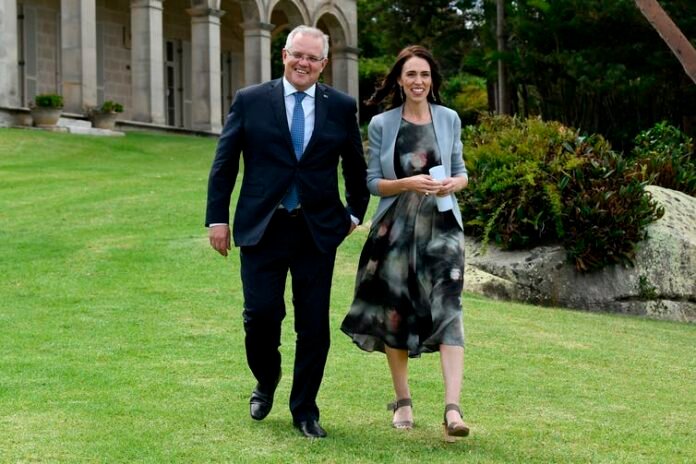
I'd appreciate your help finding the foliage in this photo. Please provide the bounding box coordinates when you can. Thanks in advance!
[99,100,124,113]
[358,55,394,122]
[560,137,664,272]
[473,0,696,149]
[356,0,481,123]
[357,1,696,146]
[271,29,289,79]
[638,275,658,300]
[1,129,695,463]
[439,73,488,126]
[357,0,479,75]
[358,55,393,83]
[461,115,583,249]
[33,93,63,109]
[629,121,696,195]
[459,115,664,272]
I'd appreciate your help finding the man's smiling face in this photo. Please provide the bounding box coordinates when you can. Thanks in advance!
[282,32,327,91]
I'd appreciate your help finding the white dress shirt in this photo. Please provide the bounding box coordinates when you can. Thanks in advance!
[283,77,316,154]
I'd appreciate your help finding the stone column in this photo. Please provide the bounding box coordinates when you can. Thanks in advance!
[187,2,224,133]
[0,0,20,107]
[331,46,360,101]
[61,0,98,113]
[131,0,165,124]
[230,51,244,95]
[241,21,273,86]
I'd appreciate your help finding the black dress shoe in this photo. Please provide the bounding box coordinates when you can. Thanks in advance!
[249,390,273,421]
[249,374,281,421]
[293,419,327,438]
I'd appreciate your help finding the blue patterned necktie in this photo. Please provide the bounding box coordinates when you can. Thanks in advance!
[282,91,306,211]
[290,92,306,158]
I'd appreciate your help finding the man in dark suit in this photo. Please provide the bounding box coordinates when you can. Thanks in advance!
[206,25,369,438]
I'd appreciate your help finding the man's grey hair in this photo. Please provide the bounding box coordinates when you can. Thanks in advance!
[284,25,330,59]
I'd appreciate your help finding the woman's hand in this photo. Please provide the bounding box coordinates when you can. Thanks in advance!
[436,177,468,197]
[406,174,442,196]
[377,174,450,197]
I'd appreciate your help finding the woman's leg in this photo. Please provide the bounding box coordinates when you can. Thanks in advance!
[440,344,466,425]
[385,346,413,424]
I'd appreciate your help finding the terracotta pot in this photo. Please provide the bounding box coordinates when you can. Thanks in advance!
[92,112,119,130]
[30,107,62,127]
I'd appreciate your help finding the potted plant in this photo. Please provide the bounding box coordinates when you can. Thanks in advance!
[30,93,63,128]
[90,100,123,130]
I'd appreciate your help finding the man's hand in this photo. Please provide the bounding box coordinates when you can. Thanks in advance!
[209,224,231,257]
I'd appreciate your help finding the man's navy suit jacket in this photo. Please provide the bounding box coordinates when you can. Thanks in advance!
[206,78,369,253]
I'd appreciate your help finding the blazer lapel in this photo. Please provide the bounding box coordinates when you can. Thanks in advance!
[431,105,451,173]
[269,79,296,157]
[381,108,401,180]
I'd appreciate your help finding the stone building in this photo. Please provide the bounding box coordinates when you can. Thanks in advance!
[0,0,359,133]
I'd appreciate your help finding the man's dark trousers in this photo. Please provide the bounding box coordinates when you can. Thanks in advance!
[240,209,336,422]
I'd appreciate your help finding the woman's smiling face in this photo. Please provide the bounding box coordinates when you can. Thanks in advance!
[398,56,432,103]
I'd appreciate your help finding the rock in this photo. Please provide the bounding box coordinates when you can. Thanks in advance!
[464,186,696,323]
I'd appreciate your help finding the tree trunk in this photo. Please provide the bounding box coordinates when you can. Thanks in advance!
[635,0,696,84]
[496,0,510,114]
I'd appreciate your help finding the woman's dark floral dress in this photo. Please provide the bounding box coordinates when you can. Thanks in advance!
[341,119,465,358]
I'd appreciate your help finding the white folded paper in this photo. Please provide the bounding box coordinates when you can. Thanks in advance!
[428,165,454,212]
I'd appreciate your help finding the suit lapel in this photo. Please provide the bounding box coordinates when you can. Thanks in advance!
[302,84,329,158]
[269,79,296,157]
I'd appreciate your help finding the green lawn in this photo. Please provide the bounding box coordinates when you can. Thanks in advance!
[1,128,694,463]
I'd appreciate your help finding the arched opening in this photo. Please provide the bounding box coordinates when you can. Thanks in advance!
[316,13,348,91]
[269,0,305,79]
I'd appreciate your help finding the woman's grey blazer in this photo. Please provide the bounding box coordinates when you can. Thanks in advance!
[366,104,468,229]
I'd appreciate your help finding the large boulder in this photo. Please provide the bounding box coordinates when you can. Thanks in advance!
[464,186,696,323]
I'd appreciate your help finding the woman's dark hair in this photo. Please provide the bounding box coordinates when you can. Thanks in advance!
[364,45,443,108]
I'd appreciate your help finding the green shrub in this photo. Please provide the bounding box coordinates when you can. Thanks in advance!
[440,73,488,126]
[99,100,124,113]
[460,116,579,250]
[629,121,695,196]
[459,115,664,272]
[560,137,664,271]
[34,94,63,109]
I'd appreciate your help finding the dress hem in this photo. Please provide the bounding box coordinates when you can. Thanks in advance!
[341,327,461,358]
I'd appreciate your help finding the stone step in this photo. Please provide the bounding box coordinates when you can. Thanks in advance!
[58,117,92,129]
[67,125,125,137]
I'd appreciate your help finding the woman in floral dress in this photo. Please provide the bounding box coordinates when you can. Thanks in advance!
[341,45,471,441]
